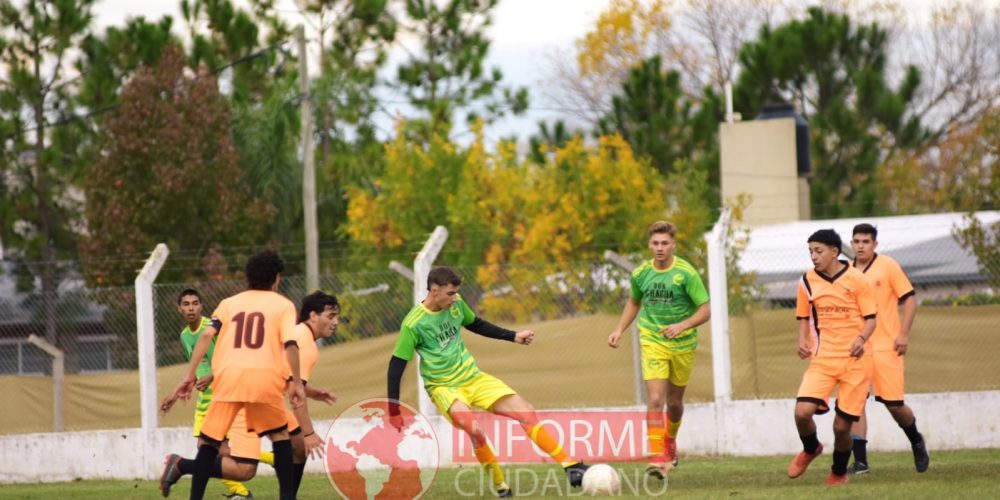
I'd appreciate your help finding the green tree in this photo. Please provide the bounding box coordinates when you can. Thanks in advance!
[396,0,528,138]
[734,7,925,218]
[597,55,722,186]
[0,0,96,371]
[80,46,271,286]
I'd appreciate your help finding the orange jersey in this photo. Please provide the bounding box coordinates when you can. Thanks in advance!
[210,290,298,403]
[854,254,915,352]
[292,323,319,383]
[796,262,877,357]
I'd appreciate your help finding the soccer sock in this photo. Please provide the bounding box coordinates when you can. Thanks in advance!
[524,423,575,467]
[851,435,868,464]
[210,457,224,478]
[259,450,275,467]
[901,419,922,444]
[178,458,195,475]
[474,442,508,490]
[220,479,249,496]
[832,449,851,476]
[293,462,306,494]
[648,425,666,457]
[800,432,820,455]
[273,439,295,500]
[667,419,682,440]
[190,444,219,500]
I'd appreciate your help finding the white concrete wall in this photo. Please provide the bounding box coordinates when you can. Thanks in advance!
[2,391,998,484]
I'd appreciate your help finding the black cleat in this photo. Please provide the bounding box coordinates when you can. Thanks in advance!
[564,462,589,488]
[159,454,184,497]
[912,435,930,473]
[849,461,870,475]
[497,487,513,498]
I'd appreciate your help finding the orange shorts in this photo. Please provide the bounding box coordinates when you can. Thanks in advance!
[224,406,300,460]
[796,356,870,421]
[200,401,289,444]
[866,351,905,406]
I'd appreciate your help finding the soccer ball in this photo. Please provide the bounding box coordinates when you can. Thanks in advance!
[581,463,620,496]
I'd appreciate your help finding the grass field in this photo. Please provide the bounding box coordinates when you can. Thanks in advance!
[2,448,997,499]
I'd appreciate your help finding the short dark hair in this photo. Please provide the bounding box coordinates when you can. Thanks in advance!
[852,223,878,240]
[648,220,676,238]
[807,229,843,254]
[245,250,285,290]
[177,288,201,304]
[298,291,339,323]
[427,267,462,290]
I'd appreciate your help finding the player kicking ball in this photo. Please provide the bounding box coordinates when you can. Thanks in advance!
[387,267,589,498]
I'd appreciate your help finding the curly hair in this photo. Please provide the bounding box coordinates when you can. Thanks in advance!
[245,250,285,290]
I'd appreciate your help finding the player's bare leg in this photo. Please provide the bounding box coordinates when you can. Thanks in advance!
[849,407,870,474]
[451,400,511,497]
[826,414,854,485]
[887,404,929,472]
[788,402,823,478]
[664,381,686,468]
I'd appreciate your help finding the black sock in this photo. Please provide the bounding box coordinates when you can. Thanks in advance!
[190,444,219,500]
[901,420,922,444]
[210,456,224,478]
[273,439,295,500]
[800,432,820,455]
[293,462,306,494]
[178,458,195,475]
[852,437,868,464]
[832,449,851,476]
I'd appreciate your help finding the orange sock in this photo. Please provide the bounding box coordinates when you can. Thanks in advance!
[648,425,666,456]
[525,423,574,466]
[474,442,507,490]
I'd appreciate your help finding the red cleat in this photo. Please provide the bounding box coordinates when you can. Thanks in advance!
[787,443,824,478]
[825,472,849,486]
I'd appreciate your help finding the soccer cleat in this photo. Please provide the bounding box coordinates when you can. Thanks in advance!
[497,487,513,498]
[849,461,870,475]
[223,494,254,500]
[564,462,589,488]
[159,454,183,497]
[645,459,669,480]
[824,472,849,486]
[787,442,824,478]
[912,435,930,473]
[664,437,679,468]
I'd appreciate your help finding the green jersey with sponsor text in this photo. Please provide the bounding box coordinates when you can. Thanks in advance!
[631,257,709,351]
[392,296,481,388]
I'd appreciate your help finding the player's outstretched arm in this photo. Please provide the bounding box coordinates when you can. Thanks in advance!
[465,317,517,342]
[162,325,217,413]
[306,385,337,405]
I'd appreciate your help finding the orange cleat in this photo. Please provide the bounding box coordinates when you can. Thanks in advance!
[825,472,849,486]
[787,442,824,478]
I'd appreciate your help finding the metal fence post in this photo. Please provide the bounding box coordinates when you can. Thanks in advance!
[603,250,645,406]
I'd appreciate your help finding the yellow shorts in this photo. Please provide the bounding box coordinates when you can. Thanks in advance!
[867,351,906,406]
[796,356,870,421]
[640,341,695,386]
[191,391,212,437]
[428,372,516,426]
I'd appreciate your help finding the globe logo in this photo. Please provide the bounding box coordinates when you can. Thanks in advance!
[325,399,440,499]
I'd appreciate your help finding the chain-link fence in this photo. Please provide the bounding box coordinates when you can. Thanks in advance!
[3,217,1000,435]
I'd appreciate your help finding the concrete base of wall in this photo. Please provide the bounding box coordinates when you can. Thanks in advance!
[2,391,997,483]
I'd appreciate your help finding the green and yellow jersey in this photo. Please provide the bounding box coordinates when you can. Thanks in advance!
[631,257,709,351]
[180,316,217,417]
[392,296,482,388]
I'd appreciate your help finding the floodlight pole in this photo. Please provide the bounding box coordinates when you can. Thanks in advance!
[603,250,645,406]
[27,334,64,432]
[298,24,319,292]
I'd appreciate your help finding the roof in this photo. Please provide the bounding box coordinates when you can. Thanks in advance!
[737,211,1000,296]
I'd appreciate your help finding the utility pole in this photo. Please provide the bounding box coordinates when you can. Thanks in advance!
[298,25,319,291]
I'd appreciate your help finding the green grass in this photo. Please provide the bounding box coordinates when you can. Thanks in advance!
[3,448,997,499]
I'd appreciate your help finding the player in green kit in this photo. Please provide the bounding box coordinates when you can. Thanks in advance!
[387,267,589,498]
[608,221,710,478]
[175,289,255,499]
